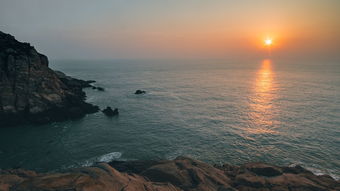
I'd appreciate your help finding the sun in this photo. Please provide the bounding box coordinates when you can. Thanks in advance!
[264,38,273,46]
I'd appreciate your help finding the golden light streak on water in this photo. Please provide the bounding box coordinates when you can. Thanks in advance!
[247,59,278,134]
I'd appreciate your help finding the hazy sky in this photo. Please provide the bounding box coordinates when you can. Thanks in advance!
[1,0,339,60]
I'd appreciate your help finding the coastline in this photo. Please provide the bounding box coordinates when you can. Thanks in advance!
[1,156,339,191]
[0,31,99,127]
[1,32,339,190]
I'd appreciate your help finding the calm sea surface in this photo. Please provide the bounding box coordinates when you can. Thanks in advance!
[0,59,339,179]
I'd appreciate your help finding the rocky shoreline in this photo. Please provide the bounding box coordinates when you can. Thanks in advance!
[0,156,339,191]
[0,31,99,127]
[1,31,339,190]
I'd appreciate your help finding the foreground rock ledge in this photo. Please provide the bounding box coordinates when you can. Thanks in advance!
[0,31,99,127]
[0,157,338,191]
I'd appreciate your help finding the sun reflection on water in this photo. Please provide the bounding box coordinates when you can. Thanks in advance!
[247,59,278,134]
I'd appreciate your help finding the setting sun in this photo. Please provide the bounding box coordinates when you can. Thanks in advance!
[1,1,340,189]
[265,38,273,46]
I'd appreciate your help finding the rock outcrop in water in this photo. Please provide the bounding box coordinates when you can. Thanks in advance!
[0,157,338,191]
[0,31,99,127]
[93,86,105,91]
[102,107,119,116]
[135,89,146,94]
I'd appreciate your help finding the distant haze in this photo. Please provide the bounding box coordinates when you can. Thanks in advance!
[1,0,339,60]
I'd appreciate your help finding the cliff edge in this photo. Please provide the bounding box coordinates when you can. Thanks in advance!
[0,31,98,127]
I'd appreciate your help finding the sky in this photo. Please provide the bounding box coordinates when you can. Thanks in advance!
[1,0,339,60]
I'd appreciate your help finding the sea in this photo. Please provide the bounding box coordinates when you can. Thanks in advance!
[0,58,339,179]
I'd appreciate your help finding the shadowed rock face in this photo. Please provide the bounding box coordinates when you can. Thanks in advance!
[0,31,99,127]
[0,157,339,191]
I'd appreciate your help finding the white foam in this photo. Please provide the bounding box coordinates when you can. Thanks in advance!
[74,152,122,169]
[97,152,122,163]
[306,167,340,181]
[81,160,95,167]
[288,162,339,181]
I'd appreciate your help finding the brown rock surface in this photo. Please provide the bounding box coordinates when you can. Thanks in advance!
[140,156,233,191]
[217,162,340,191]
[0,163,179,191]
[0,31,99,127]
[2,157,336,191]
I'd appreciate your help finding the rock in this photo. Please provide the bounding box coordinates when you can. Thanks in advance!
[102,107,119,116]
[135,89,146,94]
[140,156,233,191]
[266,173,326,191]
[0,157,339,191]
[96,87,105,91]
[109,160,162,174]
[217,162,340,191]
[54,71,94,88]
[243,162,283,177]
[282,165,313,174]
[0,163,180,191]
[235,173,266,188]
[87,80,96,84]
[91,86,105,91]
[0,31,99,127]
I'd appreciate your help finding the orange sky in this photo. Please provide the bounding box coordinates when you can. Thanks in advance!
[1,0,340,60]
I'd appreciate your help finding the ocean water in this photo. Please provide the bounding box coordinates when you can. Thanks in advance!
[0,59,339,179]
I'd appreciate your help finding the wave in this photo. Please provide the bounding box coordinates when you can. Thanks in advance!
[289,163,339,181]
[78,152,122,167]
[307,167,339,181]
[97,152,122,163]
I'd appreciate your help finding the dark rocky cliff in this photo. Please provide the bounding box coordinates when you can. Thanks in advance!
[0,157,339,191]
[0,31,98,127]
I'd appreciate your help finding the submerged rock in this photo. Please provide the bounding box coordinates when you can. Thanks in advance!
[91,86,105,91]
[102,107,119,116]
[0,31,99,127]
[96,87,105,91]
[0,157,338,191]
[135,89,146,94]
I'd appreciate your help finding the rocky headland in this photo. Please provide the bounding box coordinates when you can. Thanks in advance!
[0,31,99,127]
[0,156,339,191]
[1,32,339,190]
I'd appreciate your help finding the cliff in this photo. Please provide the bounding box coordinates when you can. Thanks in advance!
[0,157,339,191]
[0,31,99,126]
